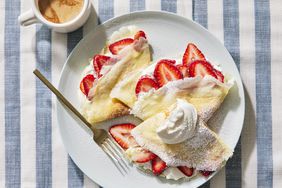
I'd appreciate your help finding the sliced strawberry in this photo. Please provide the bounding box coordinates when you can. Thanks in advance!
[109,123,138,149]
[135,76,159,95]
[213,68,224,83]
[152,156,167,175]
[182,43,206,65]
[134,30,146,40]
[177,166,194,177]
[93,55,111,78]
[153,60,183,87]
[159,59,176,64]
[176,64,189,77]
[189,60,217,79]
[200,170,213,177]
[80,81,86,95]
[80,74,95,97]
[109,38,134,55]
[130,147,157,163]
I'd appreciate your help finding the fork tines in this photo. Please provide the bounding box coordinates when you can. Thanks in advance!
[101,137,130,175]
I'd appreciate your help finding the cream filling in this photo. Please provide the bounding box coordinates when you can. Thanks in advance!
[125,142,198,180]
[124,154,194,180]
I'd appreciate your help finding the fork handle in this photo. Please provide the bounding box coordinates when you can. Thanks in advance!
[33,69,93,129]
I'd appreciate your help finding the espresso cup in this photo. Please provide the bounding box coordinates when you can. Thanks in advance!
[18,0,91,33]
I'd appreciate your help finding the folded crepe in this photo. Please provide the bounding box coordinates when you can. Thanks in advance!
[130,76,233,122]
[81,26,152,124]
[130,110,233,171]
[110,71,142,108]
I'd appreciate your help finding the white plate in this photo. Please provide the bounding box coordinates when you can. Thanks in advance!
[57,11,245,188]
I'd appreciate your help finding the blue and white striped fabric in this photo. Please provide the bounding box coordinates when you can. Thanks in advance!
[1,0,281,187]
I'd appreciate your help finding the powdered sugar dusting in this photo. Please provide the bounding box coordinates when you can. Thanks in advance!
[131,113,233,171]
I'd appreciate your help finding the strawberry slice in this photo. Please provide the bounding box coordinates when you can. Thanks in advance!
[160,59,176,64]
[189,60,217,79]
[182,43,206,65]
[200,170,213,177]
[153,60,183,87]
[130,147,157,163]
[152,156,167,175]
[80,74,95,97]
[177,166,194,177]
[93,55,111,78]
[109,38,134,55]
[213,68,224,83]
[134,30,146,40]
[135,76,159,95]
[176,64,189,77]
[109,123,138,149]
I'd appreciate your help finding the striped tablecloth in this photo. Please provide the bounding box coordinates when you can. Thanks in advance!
[1,0,281,187]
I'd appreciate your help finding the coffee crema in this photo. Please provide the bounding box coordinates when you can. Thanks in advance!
[38,0,84,23]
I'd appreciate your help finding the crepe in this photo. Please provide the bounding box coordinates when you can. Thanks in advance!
[130,76,233,122]
[110,70,143,108]
[81,26,152,124]
[131,111,233,171]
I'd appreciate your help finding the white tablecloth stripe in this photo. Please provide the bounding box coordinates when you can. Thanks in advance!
[51,32,68,188]
[239,0,257,188]
[270,1,282,187]
[19,1,36,185]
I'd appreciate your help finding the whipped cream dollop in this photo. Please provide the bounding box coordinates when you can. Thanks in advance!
[157,99,198,144]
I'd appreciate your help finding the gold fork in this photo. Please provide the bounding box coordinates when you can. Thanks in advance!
[33,69,130,175]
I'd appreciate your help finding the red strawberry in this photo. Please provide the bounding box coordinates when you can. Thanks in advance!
[109,38,134,55]
[176,64,189,77]
[109,124,138,149]
[130,147,157,163]
[177,166,194,177]
[160,59,176,64]
[135,76,159,95]
[152,156,167,175]
[200,170,213,177]
[93,55,111,78]
[80,74,95,97]
[189,60,217,79]
[213,68,224,83]
[153,60,183,87]
[182,43,206,65]
[134,30,146,40]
